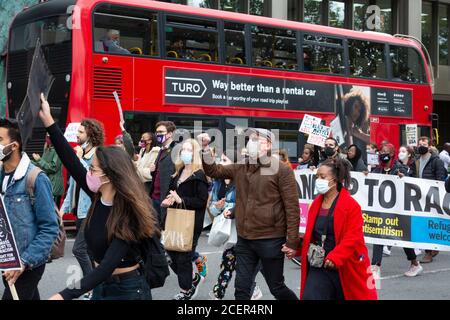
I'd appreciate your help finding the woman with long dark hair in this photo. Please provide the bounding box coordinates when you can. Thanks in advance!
[39,94,158,300]
[300,158,377,300]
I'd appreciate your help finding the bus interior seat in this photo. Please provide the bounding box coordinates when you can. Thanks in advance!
[261,60,273,67]
[230,57,244,65]
[129,47,143,55]
[167,50,179,58]
[197,53,212,62]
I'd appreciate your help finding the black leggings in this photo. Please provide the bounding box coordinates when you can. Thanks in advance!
[167,233,201,291]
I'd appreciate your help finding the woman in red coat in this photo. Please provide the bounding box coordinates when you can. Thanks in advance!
[300,158,378,300]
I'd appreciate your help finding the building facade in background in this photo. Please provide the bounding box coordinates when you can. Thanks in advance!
[0,1,39,113]
[1,0,449,142]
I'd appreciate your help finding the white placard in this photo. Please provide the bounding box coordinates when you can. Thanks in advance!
[330,116,345,146]
[406,124,418,146]
[307,123,331,147]
[63,123,81,143]
[299,114,322,135]
[367,153,379,166]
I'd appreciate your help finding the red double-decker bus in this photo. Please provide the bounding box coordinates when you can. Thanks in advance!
[7,0,435,163]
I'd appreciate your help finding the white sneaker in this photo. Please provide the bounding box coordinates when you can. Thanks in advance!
[414,248,422,256]
[370,265,381,280]
[382,246,391,257]
[404,263,423,277]
[251,285,263,300]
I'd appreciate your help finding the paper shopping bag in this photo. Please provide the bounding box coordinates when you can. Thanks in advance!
[162,207,195,252]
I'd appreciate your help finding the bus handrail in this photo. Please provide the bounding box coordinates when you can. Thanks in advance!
[393,34,435,90]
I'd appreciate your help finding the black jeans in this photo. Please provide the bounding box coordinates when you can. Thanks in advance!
[73,218,93,277]
[234,236,298,300]
[302,267,344,300]
[2,264,46,300]
[91,270,151,300]
[371,244,417,266]
[167,233,201,291]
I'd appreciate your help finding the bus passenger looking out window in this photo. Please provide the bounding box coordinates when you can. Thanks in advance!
[165,16,218,62]
[100,29,130,54]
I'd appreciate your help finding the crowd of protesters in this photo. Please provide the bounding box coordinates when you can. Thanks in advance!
[1,93,449,301]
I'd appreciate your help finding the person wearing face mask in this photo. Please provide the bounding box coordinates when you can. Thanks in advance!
[392,145,424,277]
[40,94,158,300]
[136,131,160,193]
[414,137,447,264]
[150,121,177,228]
[0,118,58,300]
[201,128,300,300]
[59,119,105,298]
[32,134,64,206]
[319,138,353,170]
[161,139,209,300]
[368,143,399,279]
[301,158,377,300]
[396,145,416,177]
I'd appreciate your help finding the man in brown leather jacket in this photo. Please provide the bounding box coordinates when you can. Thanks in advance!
[201,128,300,300]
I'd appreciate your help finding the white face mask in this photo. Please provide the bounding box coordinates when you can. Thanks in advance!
[315,178,332,195]
[247,140,259,159]
[0,143,14,161]
[398,152,408,161]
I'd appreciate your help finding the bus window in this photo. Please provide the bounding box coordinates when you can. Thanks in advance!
[253,120,300,163]
[349,40,386,79]
[251,26,297,70]
[93,6,158,56]
[303,34,345,74]
[225,22,246,65]
[166,16,218,62]
[390,46,427,83]
[9,15,71,53]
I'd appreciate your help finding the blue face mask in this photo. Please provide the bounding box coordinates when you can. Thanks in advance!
[180,152,193,165]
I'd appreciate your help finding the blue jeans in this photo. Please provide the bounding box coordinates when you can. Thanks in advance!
[91,271,152,300]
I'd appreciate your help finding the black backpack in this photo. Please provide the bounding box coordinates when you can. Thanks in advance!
[134,234,170,289]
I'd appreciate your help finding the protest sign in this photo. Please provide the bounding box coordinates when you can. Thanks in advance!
[0,197,21,271]
[63,123,81,143]
[17,39,55,146]
[367,153,379,166]
[299,114,322,135]
[296,169,450,251]
[307,123,331,147]
[330,116,345,147]
[406,124,418,146]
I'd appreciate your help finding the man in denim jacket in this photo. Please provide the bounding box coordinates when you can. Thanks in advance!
[0,119,58,300]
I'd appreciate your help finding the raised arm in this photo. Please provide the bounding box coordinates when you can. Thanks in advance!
[39,94,93,198]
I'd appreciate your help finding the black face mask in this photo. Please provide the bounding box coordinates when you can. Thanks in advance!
[324,147,336,158]
[380,153,391,163]
[418,146,429,155]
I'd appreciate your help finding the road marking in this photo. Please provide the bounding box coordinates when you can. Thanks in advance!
[380,267,450,280]
[199,251,223,255]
